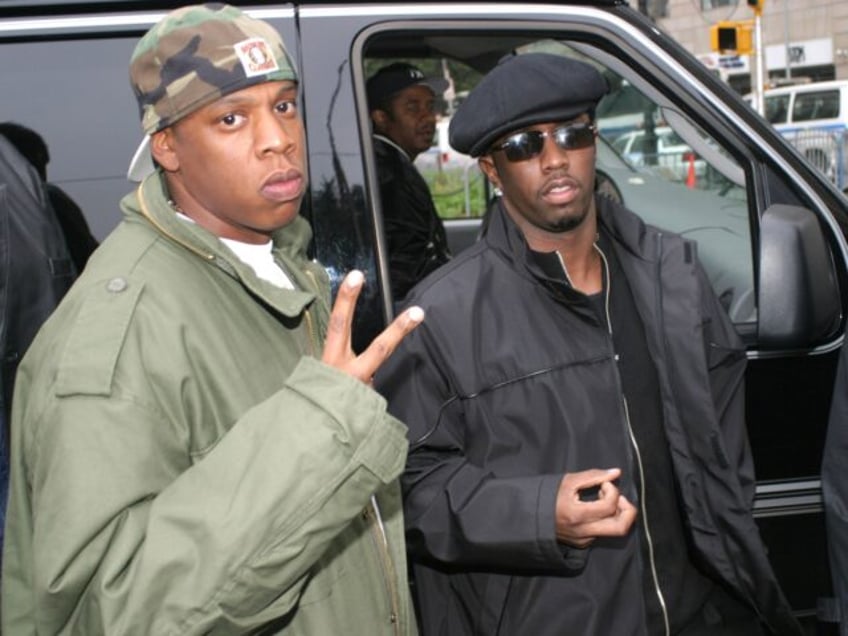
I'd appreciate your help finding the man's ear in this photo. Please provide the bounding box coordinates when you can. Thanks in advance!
[150,128,179,172]
[478,155,501,191]
[371,109,389,133]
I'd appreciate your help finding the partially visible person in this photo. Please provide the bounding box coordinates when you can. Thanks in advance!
[377,53,801,635]
[823,342,848,635]
[0,121,100,271]
[367,62,451,300]
[2,5,422,634]
[0,135,76,560]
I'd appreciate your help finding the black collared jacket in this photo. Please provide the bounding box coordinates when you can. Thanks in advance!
[376,196,800,636]
[373,135,450,300]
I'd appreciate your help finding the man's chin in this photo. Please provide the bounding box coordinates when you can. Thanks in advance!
[546,209,589,234]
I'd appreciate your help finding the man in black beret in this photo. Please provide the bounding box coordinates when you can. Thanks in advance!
[377,53,800,636]
[367,62,451,301]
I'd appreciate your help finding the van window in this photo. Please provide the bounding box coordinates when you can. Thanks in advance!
[793,89,841,122]
[764,94,790,124]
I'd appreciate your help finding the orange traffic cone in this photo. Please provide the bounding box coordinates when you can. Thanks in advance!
[685,153,697,189]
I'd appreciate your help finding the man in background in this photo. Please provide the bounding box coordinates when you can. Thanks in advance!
[367,62,451,301]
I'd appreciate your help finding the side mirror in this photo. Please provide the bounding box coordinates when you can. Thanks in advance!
[758,204,841,348]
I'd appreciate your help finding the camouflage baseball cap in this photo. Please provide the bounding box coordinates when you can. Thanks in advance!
[127,3,298,181]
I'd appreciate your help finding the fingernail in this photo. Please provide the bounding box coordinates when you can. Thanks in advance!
[346,270,364,288]
[407,306,425,323]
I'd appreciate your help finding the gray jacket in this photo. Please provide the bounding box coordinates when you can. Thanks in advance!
[2,171,417,635]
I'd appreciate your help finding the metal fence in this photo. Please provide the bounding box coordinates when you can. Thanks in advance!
[779,128,847,191]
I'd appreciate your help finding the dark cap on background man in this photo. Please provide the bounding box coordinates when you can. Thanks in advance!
[127,3,298,181]
[449,53,608,157]
[366,62,449,111]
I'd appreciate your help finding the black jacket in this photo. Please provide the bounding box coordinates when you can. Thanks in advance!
[0,138,75,422]
[377,197,800,635]
[46,182,99,272]
[374,136,450,300]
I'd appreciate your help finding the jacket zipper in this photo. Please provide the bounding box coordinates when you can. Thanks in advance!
[622,399,670,636]
[303,269,400,632]
[298,268,322,357]
[594,245,671,636]
[362,497,402,635]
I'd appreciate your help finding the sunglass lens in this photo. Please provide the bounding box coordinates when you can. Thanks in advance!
[555,124,594,150]
[503,132,544,161]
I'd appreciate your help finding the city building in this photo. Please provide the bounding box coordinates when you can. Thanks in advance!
[652,0,848,95]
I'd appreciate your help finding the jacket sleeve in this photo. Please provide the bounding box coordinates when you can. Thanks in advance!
[3,356,408,635]
[376,327,584,574]
[823,343,848,636]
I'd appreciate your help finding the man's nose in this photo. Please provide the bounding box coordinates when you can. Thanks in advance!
[256,112,295,155]
[539,133,569,169]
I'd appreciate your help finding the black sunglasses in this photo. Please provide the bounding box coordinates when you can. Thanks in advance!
[492,122,597,162]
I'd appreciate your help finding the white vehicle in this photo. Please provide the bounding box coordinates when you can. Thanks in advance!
[750,80,848,189]
[608,126,707,183]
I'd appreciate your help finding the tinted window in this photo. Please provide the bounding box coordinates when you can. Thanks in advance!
[764,94,790,124]
[793,89,840,121]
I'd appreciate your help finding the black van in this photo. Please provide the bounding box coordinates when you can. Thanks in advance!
[1,1,846,631]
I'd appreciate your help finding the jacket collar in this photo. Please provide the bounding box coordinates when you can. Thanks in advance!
[373,134,412,163]
[482,199,590,313]
[119,170,322,318]
[484,194,655,279]
[482,195,657,313]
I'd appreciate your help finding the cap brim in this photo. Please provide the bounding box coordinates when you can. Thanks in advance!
[127,135,154,182]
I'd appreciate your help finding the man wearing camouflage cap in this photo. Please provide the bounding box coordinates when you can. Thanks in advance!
[2,4,422,634]
[377,53,800,635]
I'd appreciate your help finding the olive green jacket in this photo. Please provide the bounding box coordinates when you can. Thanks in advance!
[1,172,417,635]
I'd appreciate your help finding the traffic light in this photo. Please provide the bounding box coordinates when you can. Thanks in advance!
[710,21,753,55]
[746,0,764,13]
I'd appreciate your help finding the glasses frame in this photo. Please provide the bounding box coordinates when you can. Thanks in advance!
[492,122,597,162]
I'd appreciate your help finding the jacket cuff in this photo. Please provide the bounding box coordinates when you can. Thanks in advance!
[537,473,590,573]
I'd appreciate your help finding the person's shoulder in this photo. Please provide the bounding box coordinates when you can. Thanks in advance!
[27,224,207,399]
[404,241,490,306]
[373,137,403,180]
[598,194,688,249]
[373,136,393,158]
[16,261,147,405]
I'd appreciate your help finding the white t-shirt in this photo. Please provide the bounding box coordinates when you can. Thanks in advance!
[219,237,295,290]
[176,212,294,289]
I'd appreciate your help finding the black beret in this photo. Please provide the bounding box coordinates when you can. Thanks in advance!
[449,53,609,157]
